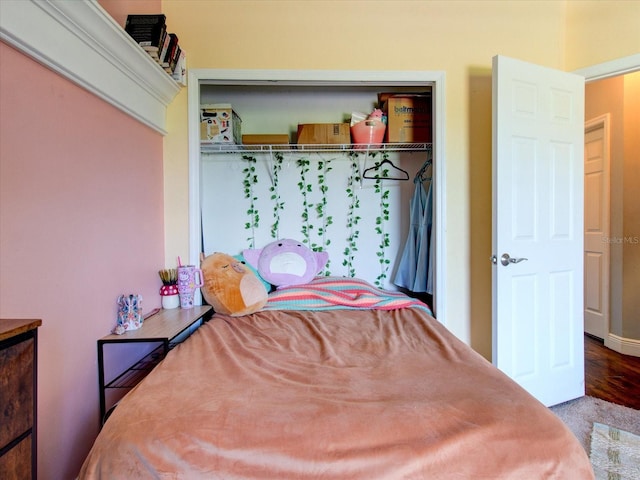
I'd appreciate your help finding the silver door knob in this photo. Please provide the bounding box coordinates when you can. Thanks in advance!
[500,253,528,266]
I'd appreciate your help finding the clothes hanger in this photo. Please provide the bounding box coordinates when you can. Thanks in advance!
[416,157,432,182]
[363,158,409,181]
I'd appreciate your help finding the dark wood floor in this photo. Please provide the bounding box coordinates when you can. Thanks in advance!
[584,334,640,410]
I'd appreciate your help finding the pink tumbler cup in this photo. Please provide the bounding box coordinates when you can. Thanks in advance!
[177,265,204,309]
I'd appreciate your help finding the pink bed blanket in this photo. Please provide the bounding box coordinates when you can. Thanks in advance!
[79,305,592,479]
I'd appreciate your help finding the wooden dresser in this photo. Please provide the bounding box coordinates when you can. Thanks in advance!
[0,319,41,480]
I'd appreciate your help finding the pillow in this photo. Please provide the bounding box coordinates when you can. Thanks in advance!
[200,252,268,316]
[243,239,329,289]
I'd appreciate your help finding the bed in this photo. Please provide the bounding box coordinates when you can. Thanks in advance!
[79,277,593,479]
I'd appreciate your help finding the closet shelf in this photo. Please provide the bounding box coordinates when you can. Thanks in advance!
[200,143,432,154]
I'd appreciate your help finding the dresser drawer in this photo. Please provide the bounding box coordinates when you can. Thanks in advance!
[0,433,32,480]
[0,337,34,449]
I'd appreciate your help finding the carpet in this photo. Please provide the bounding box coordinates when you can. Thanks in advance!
[550,396,640,451]
[550,396,640,478]
[589,422,640,479]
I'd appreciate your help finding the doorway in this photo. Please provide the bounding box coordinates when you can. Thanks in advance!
[584,114,610,340]
[578,56,640,357]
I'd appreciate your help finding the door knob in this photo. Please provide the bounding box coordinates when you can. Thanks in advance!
[500,253,528,266]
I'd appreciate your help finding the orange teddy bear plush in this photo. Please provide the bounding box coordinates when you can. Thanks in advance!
[200,252,268,316]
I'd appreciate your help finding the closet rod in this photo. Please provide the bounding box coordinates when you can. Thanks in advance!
[201,143,432,155]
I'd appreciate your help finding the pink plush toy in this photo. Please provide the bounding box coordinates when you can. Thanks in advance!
[243,239,329,289]
[368,108,384,120]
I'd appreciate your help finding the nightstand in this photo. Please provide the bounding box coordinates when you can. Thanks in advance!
[97,306,212,425]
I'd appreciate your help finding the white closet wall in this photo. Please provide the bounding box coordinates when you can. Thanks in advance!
[201,151,427,289]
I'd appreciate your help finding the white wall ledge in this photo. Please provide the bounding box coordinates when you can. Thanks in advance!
[0,0,180,135]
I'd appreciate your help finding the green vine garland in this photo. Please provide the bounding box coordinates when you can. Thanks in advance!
[239,152,391,285]
[314,158,333,274]
[296,157,313,245]
[343,152,362,277]
[373,152,391,288]
[269,152,285,239]
[242,154,259,247]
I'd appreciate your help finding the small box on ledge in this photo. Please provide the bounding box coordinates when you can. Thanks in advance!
[200,104,242,144]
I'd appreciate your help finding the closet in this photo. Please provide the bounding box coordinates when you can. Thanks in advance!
[187,70,445,317]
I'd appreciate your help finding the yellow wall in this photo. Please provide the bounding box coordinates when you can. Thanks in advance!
[566,0,640,70]
[161,0,638,357]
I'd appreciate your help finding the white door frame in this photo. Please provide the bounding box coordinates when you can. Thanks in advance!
[186,69,447,322]
[573,54,640,82]
[584,114,611,339]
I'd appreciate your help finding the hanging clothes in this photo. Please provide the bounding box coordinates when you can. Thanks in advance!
[393,167,433,293]
[425,185,434,295]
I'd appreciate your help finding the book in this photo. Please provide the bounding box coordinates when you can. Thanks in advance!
[158,29,171,65]
[124,14,166,52]
[148,24,167,56]
[125,14,166,26]
[169,44,181,74]
[172,50,187,86]
[161,33,178,68]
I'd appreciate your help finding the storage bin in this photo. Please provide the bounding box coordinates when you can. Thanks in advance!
[351,120,386,146]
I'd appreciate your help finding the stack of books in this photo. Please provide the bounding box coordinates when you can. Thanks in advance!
[124,14,186,86]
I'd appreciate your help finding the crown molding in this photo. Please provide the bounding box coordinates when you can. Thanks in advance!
[0,0,180,135]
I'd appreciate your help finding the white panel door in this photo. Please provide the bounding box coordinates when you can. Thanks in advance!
[492,55,585,407]
[584,117,610,339]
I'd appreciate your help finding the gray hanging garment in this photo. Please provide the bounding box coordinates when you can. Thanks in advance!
[394,173,432,292]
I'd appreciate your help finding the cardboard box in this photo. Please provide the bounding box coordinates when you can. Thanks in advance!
[382,94,432,143]
[200,104,242,144]
[242,134,290,145]
[297,123,350,145]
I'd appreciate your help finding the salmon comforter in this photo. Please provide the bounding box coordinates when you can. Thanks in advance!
[80,279,592,479]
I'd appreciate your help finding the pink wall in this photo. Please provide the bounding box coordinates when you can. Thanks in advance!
[0,41,165,478]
